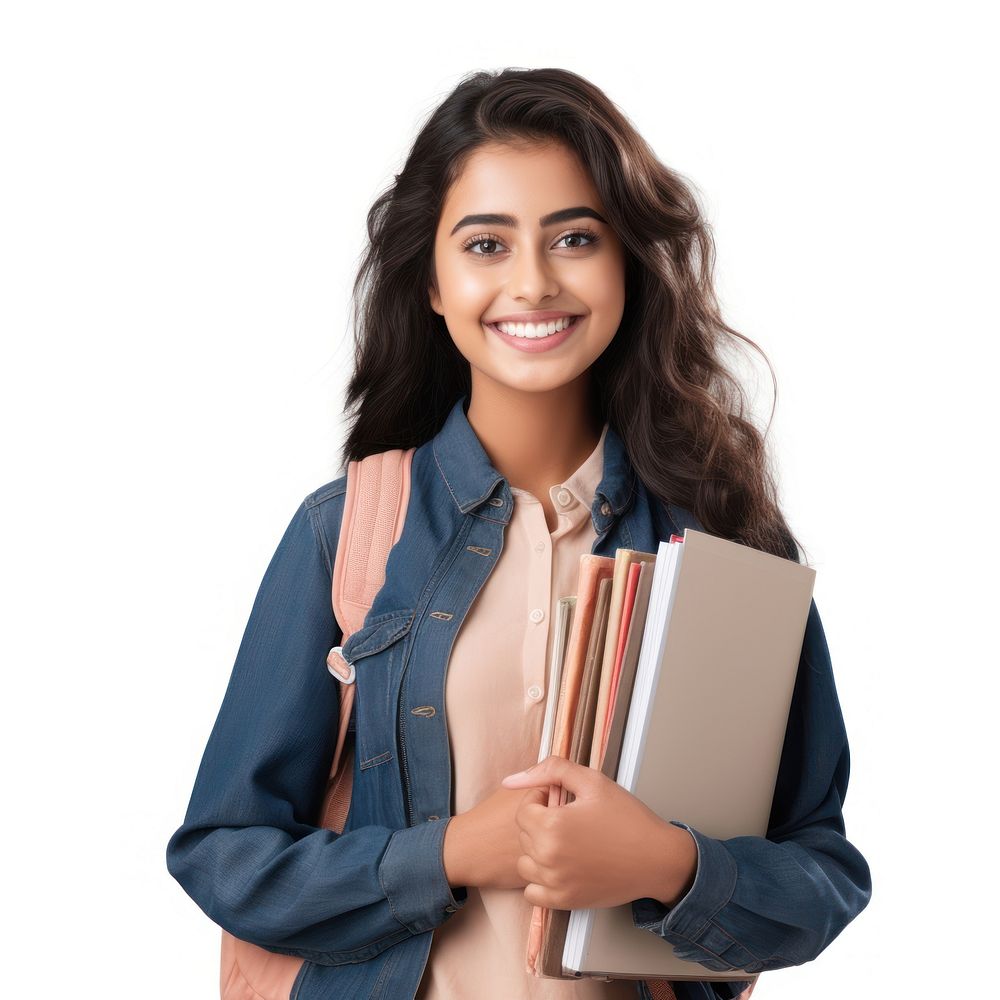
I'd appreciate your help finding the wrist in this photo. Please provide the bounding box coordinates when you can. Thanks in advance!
[650,817,698,907]
[442,813,473,888]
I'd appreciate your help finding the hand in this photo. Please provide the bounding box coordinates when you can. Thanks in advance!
[500,755,698,911]
[443,783,536,891]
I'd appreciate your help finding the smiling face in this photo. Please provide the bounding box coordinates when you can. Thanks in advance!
[428,139,627,396]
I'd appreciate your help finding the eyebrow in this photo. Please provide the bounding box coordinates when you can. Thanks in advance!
[448,205,609,237]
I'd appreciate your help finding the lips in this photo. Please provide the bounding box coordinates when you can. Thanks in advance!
[485,315,583,337]
[484,314,585,353]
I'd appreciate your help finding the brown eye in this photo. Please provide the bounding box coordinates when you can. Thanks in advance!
[461,233,506,256]
[556,229,601,249]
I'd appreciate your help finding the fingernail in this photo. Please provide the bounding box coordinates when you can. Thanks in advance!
[503,769,529,782]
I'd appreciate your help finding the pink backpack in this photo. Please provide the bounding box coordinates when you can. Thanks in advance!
[220,447,416,1000]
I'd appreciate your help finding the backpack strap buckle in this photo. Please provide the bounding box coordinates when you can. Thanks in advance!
[326,646,356,685]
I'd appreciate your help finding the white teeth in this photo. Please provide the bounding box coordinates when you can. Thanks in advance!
[493,315,578,338]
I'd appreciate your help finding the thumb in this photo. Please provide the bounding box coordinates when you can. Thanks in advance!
[501,754,597,795]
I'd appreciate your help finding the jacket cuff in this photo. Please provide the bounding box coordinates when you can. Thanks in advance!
[378,817,468,934]
[631,820,737,942]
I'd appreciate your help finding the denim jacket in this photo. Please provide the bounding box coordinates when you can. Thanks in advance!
[166,395,872,1000]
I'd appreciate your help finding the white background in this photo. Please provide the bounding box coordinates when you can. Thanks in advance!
[3,2,996,997]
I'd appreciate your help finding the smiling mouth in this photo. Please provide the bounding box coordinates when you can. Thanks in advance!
[484,315,584,339]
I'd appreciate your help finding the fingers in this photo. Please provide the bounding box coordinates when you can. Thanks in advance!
[518,785,549,808]
[515,849,552,888]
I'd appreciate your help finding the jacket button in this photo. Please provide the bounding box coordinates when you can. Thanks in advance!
[600,501,612,516]
[445,904,457,913]
[427,814,439,821]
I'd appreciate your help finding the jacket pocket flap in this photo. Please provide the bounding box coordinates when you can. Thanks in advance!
[341,608,415,664]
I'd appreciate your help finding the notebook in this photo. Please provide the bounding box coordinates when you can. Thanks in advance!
[532,528,816,982]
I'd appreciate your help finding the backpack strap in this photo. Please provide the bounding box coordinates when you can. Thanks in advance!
[325,447,415,775]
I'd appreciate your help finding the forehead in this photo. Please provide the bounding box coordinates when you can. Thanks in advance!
[440,141,605,224]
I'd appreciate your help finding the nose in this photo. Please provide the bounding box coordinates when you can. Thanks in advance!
[506,243,560,305]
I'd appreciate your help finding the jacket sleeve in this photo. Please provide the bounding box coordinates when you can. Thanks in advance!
[631,598,872,976]
[165,493,467,966]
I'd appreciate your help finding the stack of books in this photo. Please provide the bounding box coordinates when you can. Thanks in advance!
[525,528,815,984]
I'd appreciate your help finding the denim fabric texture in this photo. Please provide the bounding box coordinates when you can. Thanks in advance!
[166,394,872,1000]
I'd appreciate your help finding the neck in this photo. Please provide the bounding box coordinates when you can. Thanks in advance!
[464,376,603,496]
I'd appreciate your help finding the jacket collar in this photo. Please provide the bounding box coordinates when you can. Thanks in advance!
[431,395,637,529]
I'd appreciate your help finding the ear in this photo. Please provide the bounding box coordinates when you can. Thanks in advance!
[428,277,442,316]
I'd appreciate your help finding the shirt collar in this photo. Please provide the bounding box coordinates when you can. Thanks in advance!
[510,422,607,531]
[431,395,637,530]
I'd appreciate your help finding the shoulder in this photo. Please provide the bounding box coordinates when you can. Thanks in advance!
[642,487,705,538]
[663,500,705,534]
[301,473,348,577]
[304,472,348,510]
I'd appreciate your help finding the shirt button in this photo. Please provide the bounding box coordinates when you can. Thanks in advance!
[527,684,543,700]
[529,608,545,623]
[534,541,545,552]
[556,488,572,506]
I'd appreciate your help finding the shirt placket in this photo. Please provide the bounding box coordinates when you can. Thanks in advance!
[515,481,589,709]
[516,491,551,707]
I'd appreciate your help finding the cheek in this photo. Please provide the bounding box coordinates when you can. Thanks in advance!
[561,253,626,321]
[579,274,626,346]
[585,264,627,318]
[446,267,496,311]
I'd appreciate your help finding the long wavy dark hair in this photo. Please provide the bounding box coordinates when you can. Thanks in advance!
[340,67,806,564]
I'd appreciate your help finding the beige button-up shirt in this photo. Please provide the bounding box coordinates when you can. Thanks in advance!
[415,422,637,999]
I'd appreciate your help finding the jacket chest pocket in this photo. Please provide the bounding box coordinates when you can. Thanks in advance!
[340,608,415,770]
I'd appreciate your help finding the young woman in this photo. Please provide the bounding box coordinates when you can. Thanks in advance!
[166,68,872,1000]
